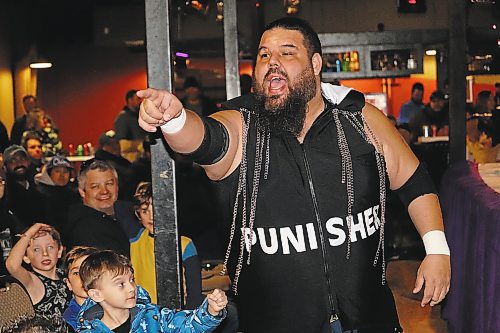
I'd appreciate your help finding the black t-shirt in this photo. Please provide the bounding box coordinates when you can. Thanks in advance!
[112,316,131,333]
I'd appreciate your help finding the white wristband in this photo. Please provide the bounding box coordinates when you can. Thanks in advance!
[422,230,450,256]
[160,108,187,134]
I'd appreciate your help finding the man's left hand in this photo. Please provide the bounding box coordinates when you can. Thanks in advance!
[413,254,451,307]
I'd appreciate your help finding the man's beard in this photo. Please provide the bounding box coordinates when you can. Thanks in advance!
[7,166,28,182]
[253,65,317,137]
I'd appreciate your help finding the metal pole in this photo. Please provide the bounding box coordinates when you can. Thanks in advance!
[448,0,467,164]
[144,0,182,308]
[223,0,240,100]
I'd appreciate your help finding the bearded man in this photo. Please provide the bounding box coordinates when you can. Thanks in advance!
[2,145,47,235]
[138,18,450,333]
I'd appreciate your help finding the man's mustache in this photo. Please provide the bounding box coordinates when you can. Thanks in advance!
[264,68,289,81]
[14,166,27,172]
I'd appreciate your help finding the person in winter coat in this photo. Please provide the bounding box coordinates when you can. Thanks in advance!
[77,249,227,333]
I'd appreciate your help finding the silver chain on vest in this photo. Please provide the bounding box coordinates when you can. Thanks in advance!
[221,106,389,294]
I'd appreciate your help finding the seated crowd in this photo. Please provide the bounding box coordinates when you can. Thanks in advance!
[0,91,234,332]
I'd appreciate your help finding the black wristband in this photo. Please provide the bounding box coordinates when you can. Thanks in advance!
[180,117,229,165]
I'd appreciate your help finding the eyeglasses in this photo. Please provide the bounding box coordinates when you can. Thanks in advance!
[79,158,96,175]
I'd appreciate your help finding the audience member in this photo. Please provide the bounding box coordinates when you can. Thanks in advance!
[77,249,227,332]
[63,246,99,332]
[181,77,219,117]
[66,160,131,257]
[409,90,449,142]
[239,74,252,95]
[21,131,44,175]
[387,115,411,145]
[466,115,499,163]
[34,155,80,243]
[475,90,495,115]
[114,90,146,162]
[130,182,204,307]
[0,120,9,153]
[0,172,11,276]
[398,82,425,124]
[11,95,38,145]
[2,145,46,235]
[475,90,498,145]
[495,82,500,107]
[130,137,152,190]
[3,317,61,333]
[95,130,134,200]
[22,110,62,158]
[5,223,70,332]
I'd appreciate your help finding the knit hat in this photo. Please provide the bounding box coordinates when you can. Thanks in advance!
[46,154,73,172]
[3,145,28,164]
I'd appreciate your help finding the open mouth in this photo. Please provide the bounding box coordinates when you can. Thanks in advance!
[41,259,51,265]
[268,76,287,93]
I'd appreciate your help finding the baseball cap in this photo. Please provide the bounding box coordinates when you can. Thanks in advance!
[3,145,28,164]
[98,130,117,147]
[430,91,445,101]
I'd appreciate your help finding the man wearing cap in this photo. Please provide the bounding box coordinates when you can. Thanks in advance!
[114,90,146,162]
[35,155,80,242]
[2,145,47,236]
[408,90,449,143]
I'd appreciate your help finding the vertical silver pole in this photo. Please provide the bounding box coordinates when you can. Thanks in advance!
[144,0,182,308]
[224,0,241,100]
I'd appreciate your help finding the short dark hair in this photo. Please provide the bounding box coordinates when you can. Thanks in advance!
[79,250,133,290]
[125,90,138,102]
[64,246,98,271]
[412,83,424,92]
[21,131,42,150]
[475,90,493,113]
[133,182,152,211]
[263,17,322,58]
[22,95,37,103]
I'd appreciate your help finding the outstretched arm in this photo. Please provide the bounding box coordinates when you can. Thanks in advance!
[362,103,451,307]
[137,88,242,180]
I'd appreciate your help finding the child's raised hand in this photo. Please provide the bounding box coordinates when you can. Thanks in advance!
[24,223,53,239]
[207,289,228,316]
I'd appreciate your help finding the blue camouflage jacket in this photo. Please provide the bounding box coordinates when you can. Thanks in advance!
[76,285,225,332]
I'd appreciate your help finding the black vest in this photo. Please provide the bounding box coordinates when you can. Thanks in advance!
[215,93,401,333]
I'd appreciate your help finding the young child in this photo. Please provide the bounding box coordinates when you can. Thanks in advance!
[5,223,71,328]
[77,249,227,332]
[63,246,99,331]
[130,182,204,308]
